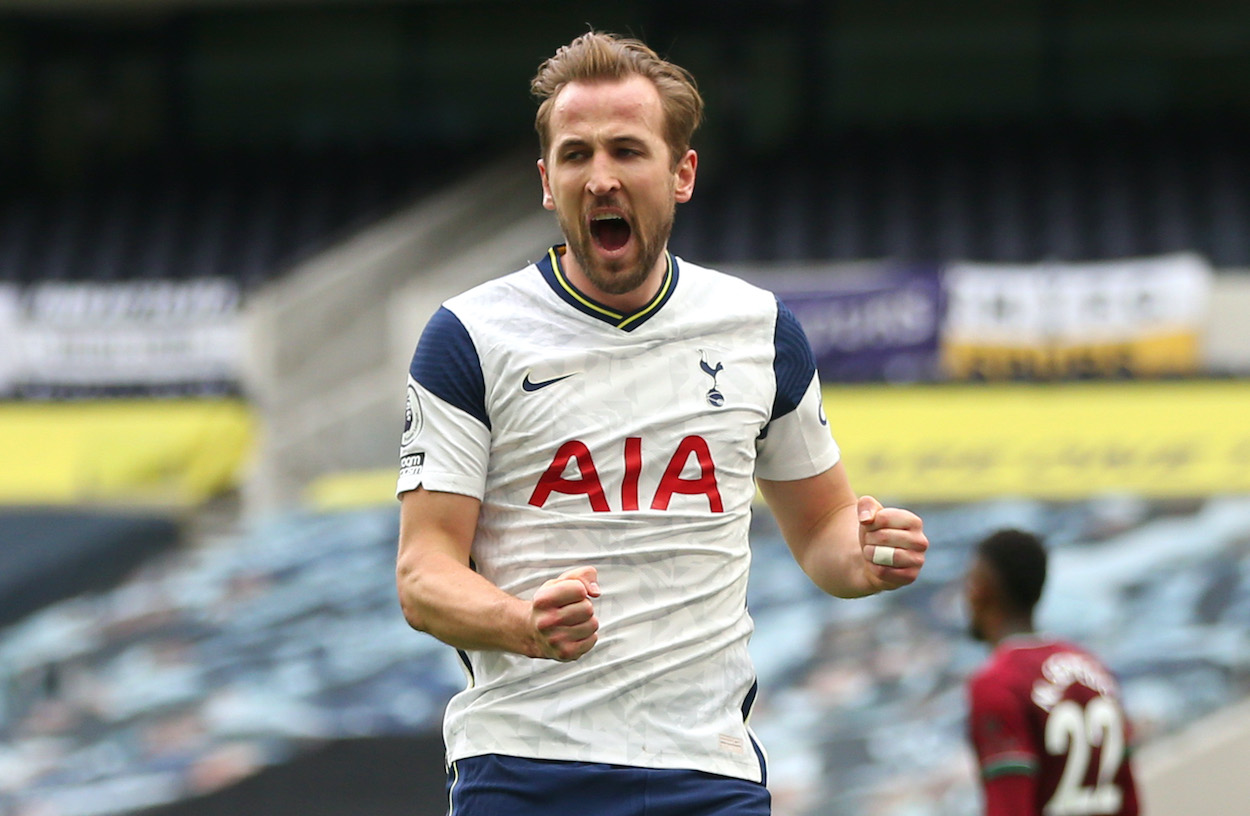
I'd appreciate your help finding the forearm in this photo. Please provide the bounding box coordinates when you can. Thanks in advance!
[759,466,877,599]
[760,464,926,598]
[396,547,542,657]
[792,501,878,599]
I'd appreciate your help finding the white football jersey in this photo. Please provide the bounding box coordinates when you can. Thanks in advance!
[398,245,839,782]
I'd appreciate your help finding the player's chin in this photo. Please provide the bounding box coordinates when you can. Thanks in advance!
[589,238,635,271]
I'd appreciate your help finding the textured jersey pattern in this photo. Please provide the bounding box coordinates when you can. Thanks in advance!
[399,248,840,782]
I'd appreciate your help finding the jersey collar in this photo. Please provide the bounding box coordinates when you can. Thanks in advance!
[997,633,1059,653]
[537,244,678,332]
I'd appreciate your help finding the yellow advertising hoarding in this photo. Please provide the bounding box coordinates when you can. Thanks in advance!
[941,332,1203,381]
[0,400,254,506]
[823,380,1250,502]
[7,384,1241,509]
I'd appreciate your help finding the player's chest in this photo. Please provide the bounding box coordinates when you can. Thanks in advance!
[484,329,774,442]
[477,312,776,513]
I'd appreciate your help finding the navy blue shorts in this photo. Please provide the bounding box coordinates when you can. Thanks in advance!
[447,754,771,816]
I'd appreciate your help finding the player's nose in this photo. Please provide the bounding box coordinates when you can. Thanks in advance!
[586,155,621,196]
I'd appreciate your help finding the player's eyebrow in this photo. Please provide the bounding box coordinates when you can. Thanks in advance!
[552,136,589,156]
[608,135,649,151]
[554,133,650,154]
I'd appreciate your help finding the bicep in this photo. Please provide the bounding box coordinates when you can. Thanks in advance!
[395,487,530,652]
[397,486,481,568]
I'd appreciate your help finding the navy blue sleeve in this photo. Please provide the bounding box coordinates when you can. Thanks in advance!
[408,306,490,430]
[770,298,818,422]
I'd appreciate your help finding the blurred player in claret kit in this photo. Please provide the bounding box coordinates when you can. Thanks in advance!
[964,529,1141,816]
[394,30,928,816]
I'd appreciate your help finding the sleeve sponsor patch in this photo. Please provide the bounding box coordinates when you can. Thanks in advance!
[400,451,425,479]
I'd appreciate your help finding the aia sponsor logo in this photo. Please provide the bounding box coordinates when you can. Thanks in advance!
[528,435,723,513]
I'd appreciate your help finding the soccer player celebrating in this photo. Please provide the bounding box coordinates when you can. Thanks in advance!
[964,529,1141,816]
[395,30,928,816]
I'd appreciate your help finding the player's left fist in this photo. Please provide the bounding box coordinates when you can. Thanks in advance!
[857,495,927,591]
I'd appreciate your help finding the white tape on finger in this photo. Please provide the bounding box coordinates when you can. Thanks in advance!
[872,546,898,568]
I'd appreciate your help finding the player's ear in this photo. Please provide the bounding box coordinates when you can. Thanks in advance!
[538,159,555,210]
[673,149,697,204]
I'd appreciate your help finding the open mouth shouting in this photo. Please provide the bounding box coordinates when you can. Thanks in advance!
[555,188,674,302]
[590,211,633,256]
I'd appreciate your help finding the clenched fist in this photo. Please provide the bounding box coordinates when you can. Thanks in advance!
[530,566,601,661]
[858,495,928,591]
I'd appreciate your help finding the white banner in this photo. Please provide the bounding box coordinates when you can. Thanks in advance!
[944,253,1211,344]
[942,253,1213,379]
[0,285,18,395]
[3,279,242,396]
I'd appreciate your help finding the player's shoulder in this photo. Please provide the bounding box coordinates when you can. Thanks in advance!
[968,655,1008,694]
[443,260,544,315]
[673,255,780,318]
[1034,640,1121,689]
[975,636,1094,688]
[967,651,1038,715]
[1027,637,1107,672]
[676,255,774,295]
[971,640,1040,686]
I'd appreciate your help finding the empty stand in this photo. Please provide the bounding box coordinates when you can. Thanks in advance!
[673,118,1250,267]
[2,119,1246,294]
[0,145,477,288]
[2,496,1248,816]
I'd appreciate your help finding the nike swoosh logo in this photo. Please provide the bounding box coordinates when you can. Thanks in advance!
[522,372,577,392]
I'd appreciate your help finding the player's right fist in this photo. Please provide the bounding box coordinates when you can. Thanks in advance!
[530,566,600,661]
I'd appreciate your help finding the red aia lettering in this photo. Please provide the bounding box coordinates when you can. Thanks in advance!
[528,436,722,513]
[621,436,642,511]
[651,435,723,512]
[528,440,609,511]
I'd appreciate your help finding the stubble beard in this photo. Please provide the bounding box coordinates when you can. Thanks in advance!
[559,199,676,297]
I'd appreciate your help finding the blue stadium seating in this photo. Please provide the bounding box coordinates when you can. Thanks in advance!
[673,119,1250,268]
[2,496,1248,816]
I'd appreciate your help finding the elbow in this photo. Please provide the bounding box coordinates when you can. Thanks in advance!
[395,560,433,634]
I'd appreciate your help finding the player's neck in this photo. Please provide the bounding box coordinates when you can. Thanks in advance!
[991,618,1035,646]
[559,245,669,313]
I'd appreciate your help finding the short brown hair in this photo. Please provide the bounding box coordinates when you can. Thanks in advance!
[531,31,704,168]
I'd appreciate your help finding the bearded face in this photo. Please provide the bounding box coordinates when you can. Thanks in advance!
[538,75,696,308]
[554,190,675,298]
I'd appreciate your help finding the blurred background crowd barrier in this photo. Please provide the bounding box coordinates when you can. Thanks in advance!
[1,1,1249,815]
